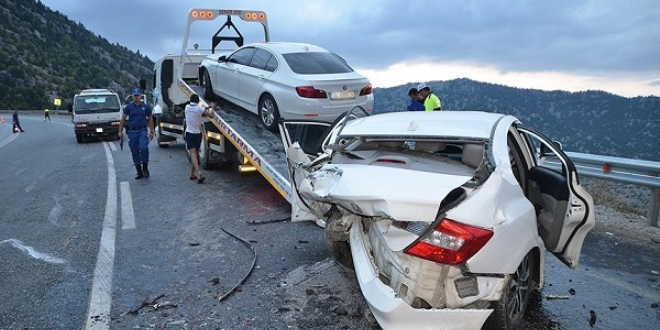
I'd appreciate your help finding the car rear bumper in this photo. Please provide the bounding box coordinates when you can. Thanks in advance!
[349,220,493,330]
[282,96,374,123]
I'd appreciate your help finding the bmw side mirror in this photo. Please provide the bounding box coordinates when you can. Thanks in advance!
[218,55,227,62]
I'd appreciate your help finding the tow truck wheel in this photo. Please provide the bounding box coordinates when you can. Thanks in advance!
[156,118,168,148]
[199,126,210,169]
[258,94,279,132]
[185,124,210,169]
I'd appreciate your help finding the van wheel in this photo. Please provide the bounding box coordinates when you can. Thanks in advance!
[258,94,279,132]
[484,251,536,330]
[76,133,83,144]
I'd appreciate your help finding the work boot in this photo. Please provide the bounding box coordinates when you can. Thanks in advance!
[142,163,150,178]
[135,165,144,180]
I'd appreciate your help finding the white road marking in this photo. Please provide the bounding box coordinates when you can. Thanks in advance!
[47,200,63,227]
[0,239,67,264]
[0,132,18,148]
[24,181,36,193]
[120,181,136,230]
[108,142,117,152]
[83,142,117,330]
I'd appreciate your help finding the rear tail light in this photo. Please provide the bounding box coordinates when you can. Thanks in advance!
[359,83,373,96]
[296,86,328,99]
[404,218,493,265]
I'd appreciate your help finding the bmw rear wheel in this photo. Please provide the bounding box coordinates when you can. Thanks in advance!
[258,94,279,132]
[202,70,214,100]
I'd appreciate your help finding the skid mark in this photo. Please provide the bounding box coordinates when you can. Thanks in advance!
[1,239,67,264]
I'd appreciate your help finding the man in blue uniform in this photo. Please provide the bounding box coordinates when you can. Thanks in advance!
[118,88,154,179]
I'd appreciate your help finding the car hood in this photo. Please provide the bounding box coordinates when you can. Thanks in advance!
[295,163,472,222]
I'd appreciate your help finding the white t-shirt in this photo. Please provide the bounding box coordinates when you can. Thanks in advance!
[185,102,206,134]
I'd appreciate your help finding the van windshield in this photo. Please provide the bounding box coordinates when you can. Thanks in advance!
[75,95,120,114]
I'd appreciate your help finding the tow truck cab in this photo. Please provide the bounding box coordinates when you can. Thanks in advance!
[72,88,122,143]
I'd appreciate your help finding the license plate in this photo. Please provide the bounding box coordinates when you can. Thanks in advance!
[330,91,355,100]
[96,128,104,133]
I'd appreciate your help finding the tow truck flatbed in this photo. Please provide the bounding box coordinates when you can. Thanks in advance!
[184,83,292,201]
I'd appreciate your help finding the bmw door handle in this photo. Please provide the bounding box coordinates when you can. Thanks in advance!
[258,75,265,80]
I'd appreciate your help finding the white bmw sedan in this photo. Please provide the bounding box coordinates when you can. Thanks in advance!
[281,110,595,330]
[199,42,374,131]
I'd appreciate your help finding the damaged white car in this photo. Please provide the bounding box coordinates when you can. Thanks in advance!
[280,110,595,330]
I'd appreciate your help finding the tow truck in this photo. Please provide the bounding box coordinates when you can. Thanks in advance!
[146,8,298,203]
[147,7,369,218]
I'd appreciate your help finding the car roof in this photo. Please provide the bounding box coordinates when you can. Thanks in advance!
[340,111,511,140]
[248,42,330,54]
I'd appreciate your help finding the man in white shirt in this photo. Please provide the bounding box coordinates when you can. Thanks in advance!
[185,94,215,183]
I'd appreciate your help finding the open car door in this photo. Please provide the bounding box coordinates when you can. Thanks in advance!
[279,107,371,222]
[516,126,596,269]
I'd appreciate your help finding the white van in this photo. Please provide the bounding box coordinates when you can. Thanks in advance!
[72,89,122,143]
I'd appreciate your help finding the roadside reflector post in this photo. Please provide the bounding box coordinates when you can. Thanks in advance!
[603,163,611,174]
[650,187,660,227]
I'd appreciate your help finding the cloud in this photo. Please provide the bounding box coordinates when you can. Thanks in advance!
[38,0,660,96]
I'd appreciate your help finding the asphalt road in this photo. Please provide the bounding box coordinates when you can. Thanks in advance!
[0,114,659,330]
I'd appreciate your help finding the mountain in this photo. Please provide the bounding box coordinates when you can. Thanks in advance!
[0,0,153,110]
[373,78,660,161]
[2,0,657,161]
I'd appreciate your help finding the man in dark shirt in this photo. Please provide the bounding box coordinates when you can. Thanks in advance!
[406,88,425,111]
[12,110,24,133]
[118,88,154,179]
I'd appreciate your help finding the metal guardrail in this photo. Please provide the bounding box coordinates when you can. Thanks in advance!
[3,109,658,226]
[546,152,660,227]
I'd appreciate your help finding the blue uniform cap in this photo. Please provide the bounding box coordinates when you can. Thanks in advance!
[132,88,141,96]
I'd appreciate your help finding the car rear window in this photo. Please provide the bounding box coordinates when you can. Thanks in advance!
[283,52,354,74]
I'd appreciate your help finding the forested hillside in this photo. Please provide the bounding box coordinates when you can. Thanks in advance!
[373,78,660,161]
[2,0,657,161]
[0,0,153,109]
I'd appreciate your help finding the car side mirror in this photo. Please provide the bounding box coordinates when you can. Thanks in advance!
[553,141,563,150]
[218,55,227,62]
[139,78,147,90]
[540,141,562,157]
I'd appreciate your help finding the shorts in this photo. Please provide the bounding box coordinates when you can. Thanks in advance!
[185,132,202,150]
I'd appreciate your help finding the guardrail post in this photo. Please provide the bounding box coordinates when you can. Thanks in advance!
[650,188,660,227]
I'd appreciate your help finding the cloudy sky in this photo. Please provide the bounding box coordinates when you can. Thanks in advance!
[39,0,660,97]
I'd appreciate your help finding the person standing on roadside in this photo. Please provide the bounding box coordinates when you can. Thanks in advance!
[118,88,154,180]
[12,110,24,133]
[417,83,442,111]
[44,108,51,121]
[406,88,425,111]
[185,94,215,184]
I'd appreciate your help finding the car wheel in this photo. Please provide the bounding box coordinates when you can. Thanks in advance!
[76,133,83,144]
[258,94,279,132]
[485,251,537,330]
[202,70,215,101]
[324,212,354,271]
